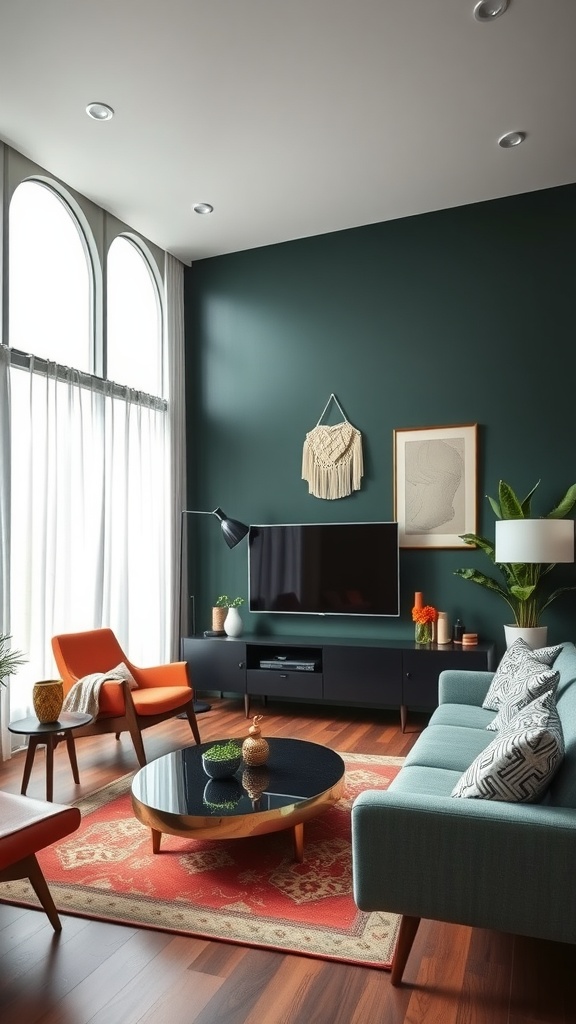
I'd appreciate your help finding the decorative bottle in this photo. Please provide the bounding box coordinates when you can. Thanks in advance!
[242,715,270,766]
[453,618,465,644]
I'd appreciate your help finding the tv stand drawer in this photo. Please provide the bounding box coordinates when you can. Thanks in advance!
[246,669,323,701]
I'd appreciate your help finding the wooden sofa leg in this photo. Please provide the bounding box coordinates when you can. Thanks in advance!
[391,914,421,986]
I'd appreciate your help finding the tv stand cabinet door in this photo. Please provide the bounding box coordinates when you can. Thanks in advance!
[323,646,402,707]
[182,638,246,697]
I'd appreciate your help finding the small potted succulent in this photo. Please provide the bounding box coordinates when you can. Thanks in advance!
[215,595,245,637]
[202,739,242,779]
[212,595,245,633]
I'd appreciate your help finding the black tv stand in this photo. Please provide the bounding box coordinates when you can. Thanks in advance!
[182,633,495,731]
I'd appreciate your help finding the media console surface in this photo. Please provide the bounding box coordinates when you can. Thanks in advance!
[182,634,496,730]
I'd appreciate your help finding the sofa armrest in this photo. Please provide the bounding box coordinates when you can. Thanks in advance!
[438,669,494,707]
[352,789,576,945]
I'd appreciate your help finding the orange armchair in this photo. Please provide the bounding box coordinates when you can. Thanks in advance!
[0,791,81,931]
[51,628,200,767]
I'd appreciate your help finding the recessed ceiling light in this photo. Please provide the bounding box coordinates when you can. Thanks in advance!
[474,0,510,21]
[86,102,114,121]
[192,203,214,215]
[498,131,526,148]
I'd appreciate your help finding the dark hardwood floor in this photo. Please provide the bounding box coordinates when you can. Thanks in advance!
[1,696,574,1024]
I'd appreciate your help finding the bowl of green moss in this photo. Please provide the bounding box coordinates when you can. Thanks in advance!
[201,740,242,779]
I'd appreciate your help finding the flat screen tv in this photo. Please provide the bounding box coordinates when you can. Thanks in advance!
[248,522,400,617]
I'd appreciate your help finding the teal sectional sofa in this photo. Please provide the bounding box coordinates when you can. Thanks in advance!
[351,640,576,985]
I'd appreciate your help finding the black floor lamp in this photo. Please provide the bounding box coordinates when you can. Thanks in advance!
[178,507,249,714]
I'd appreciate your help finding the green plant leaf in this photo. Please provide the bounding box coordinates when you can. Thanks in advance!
[458,534,495,559]
[499,480,525,520]
[547,484,576,519]
[486,495,501,519]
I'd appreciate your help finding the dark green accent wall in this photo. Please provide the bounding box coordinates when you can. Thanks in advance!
[184,184,576,655]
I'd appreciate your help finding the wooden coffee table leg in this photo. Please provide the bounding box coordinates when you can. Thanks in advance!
[151,828,162,854]
[21,736,39,795]
[293,822,304,863]
[64,730,81,784]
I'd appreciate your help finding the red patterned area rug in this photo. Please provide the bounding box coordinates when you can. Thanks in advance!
[3,753,403,970]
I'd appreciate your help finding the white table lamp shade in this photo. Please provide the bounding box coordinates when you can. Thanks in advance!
[495,519,575,564]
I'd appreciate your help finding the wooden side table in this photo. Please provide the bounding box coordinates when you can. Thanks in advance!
[8,712,93,802]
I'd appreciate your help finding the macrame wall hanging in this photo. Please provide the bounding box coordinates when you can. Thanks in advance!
[302,394,364,500]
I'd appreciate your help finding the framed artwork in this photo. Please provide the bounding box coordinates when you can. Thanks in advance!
[393,423,478,549]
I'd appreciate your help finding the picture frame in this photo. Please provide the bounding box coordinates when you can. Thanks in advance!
[393,423,478,549]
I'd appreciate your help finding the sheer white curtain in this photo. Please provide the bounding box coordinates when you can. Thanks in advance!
[8,358,170,730]
[0,346,11,758]
[165,254,187,661]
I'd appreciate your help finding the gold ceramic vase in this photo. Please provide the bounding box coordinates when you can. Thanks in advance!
[242,715,270,766]
[32,679,64,723]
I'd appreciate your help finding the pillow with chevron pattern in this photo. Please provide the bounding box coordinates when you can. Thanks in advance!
[452,694,565,802]
[486,668,559,731]
[482,639,563,712]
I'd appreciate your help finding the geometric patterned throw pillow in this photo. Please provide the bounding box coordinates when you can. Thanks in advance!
[482,639,563,712]
[486,669,559,731]
[500,687,563,737]
[451,708,565,803]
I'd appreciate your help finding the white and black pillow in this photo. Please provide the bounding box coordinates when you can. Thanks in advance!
[486,669,559,732]
[452,691,564,803]
[482,639,563,712]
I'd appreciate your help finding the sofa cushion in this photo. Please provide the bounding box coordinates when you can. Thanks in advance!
[404,723,494,774]
[451,695,564,803]
[486,669,559,732]
[430,703,496,731]
[389,763,463,799]
[482,639,563,712]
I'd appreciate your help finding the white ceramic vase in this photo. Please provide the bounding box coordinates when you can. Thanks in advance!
[224,606,243,637]
[504,624,548,650]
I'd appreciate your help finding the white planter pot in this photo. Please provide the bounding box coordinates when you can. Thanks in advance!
[504,624,548,650]
[224,606,243,637]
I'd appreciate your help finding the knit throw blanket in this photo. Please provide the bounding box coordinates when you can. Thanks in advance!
[302,421,364,499]
[62,670,124,719]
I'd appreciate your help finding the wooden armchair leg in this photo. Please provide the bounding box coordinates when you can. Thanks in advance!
[1,853,64,932]
[185,702,201,745]
[391,914,421,986]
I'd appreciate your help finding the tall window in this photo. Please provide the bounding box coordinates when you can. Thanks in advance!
[107,236,162,395]
[5,179,170,732]
[9,180,93,369]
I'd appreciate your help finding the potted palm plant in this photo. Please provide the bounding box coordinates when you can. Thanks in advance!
[0,633,26,685]
[454,480,576,647]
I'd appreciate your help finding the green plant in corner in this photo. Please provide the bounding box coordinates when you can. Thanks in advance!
[0,633,26,686]
[215,595,245,609]
[454,480,576,628]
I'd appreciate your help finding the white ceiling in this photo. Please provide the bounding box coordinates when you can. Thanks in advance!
[1,1,575,265]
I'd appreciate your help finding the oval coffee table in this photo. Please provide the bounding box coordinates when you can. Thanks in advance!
[131,737,345,862]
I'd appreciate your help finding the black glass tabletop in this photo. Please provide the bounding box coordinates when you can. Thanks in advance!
[131,738,345,819]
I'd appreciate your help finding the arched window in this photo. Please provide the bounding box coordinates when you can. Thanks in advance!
[8,180,93,370]
[107,236,162,396]
[4,173,171,740]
